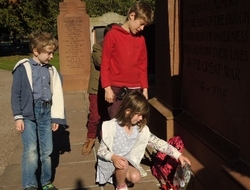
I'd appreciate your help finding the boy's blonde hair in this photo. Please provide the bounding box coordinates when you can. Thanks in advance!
[115,91,150,130]
[28,31,58,53]
[126,1,154,25]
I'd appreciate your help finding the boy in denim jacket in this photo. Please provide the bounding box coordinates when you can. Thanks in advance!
[11,31,66,190]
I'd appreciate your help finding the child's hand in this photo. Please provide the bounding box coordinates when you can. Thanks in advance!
[15,119,24,132]
[178,155,191,166]
[142,88,148,100]
[51,123,59,131]
[111,155,126,169]
[104,86,115,103]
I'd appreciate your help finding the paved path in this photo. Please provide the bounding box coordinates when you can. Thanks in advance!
[0,70,19,176]
[0,69,159,190]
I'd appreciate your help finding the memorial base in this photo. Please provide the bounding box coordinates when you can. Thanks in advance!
[62,74,88,91]
[148,97,248,190]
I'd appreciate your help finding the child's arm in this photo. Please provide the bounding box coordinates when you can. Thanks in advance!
[142,88,148,100]
[178,154,191,166]
[92,42,102,68]
[137,37,148,99]
[100,33,115,103]
[11,67,24,120]
[148,133,191,166]
[100,32,113,89]
[97,140,114,162]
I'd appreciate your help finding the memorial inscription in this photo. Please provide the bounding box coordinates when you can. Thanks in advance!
[57,0,90,91]
[183,0,249,105]
[182,0,250,162]
[63,18,86,69]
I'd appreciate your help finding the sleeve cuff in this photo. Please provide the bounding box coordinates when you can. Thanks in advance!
[105,152,114,162]
[172,151,182,160]
[14,115,23,120]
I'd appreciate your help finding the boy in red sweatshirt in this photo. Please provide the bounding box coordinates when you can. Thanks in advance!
[101,1,154,119]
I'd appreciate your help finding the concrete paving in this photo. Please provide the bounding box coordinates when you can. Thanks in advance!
[0,91,160,190]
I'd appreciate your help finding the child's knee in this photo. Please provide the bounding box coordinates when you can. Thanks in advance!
[130,171,141,183]
[121,159,129,169]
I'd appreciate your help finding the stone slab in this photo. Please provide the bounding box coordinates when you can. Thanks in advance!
[53,161,97,189]
[58,144,97,164]
[0,164,22,188]
[62,75,89,91]
[57,0,90,91]
[181,0,250,164]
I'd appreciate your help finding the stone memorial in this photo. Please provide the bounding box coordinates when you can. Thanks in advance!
[57,0,90,91]
[150,0,250,189]
[149,0,181,140]
[180,1,250,187]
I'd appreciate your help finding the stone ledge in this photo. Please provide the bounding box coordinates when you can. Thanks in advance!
[222,160,250,190]
[148,97,174,140]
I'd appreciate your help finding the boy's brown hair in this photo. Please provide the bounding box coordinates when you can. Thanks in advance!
[115,91,150,130]
[28,31,58,53]
[126,1,154,25]
[103,23,117,37]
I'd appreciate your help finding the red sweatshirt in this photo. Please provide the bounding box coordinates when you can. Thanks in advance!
[101,25,148,89]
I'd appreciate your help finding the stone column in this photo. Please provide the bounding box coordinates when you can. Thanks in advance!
[57,0,90,91]
[149,0,180,140]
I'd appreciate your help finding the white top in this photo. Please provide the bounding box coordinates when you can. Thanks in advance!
[96,119,182,185]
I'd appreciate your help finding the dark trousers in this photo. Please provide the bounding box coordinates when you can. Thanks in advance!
[107,86,141,119]
[87,94,100,139]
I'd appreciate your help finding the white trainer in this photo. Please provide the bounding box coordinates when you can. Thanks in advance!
[138,165,148,177]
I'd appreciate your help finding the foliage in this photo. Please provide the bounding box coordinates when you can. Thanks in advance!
[0,0,155,42]
[0,0,155,72]
[0,0,61,42]
[85,0,155,17]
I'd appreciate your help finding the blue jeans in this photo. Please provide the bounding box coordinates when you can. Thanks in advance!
[22,101,52,189]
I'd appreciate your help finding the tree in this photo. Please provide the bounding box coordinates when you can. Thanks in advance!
[0,0,61,42]
[85,0,155,17]
[0,0,155,42]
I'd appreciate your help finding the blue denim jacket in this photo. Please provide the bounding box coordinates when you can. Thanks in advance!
[11,59,66,125]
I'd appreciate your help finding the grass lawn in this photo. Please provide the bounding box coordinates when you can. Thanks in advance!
[0,53,60,71]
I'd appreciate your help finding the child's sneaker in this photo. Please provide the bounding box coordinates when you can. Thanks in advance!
[138,165,147,177]
[42,183,58,190]
[126,180,134,188]
[82,138,96,155]
[116,184,128,190]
